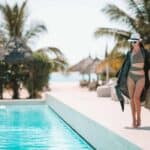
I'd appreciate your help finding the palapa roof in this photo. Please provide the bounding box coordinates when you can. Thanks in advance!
[83,57,101,74]
[68,56,93,74]
[4,37,32,64]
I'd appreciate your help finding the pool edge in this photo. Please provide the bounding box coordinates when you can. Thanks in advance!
[46,94,141,150]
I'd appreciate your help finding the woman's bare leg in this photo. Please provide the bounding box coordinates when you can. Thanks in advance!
[133,78,145,127]
[127,77,136,127]
[130,98,137,127]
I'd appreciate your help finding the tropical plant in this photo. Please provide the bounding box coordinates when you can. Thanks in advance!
[0,0,47,43]
[95,0,150,50]
[24,51,52,98]
[25,50,67,98]
[97,49,125,81]
[0,61,8,98]
[36,47,68,71]
[0,1,67,98]
[106,49,125,72]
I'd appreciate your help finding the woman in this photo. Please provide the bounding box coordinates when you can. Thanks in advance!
[115,33,150,128]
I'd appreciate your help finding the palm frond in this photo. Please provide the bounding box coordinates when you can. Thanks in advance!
[17,0,28,37]
[0,4,4,12]
[4,4,13,36]
[37,47,64,58]
[0,29,7,44]
[126,0,144,17]
[95,27,130,40]
[51,57,68,71]
[141,0,150,22]
[111,40,129,51]
[95,1,150,49]
[0,1,46,41]
[95,27,131,51]
[0,2,26,37]
[13,3,19,36]
[103,48,125,73]
[34,49,68,72]
[102,4,137,30]
[24,24,47,42]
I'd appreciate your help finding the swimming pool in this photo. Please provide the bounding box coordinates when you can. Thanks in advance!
[0,105,94,150]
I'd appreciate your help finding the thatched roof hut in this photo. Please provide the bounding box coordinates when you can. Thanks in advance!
[4,37,32,64]
[68,56,93,74]
[68,56,94,82]
[83,57,100,74]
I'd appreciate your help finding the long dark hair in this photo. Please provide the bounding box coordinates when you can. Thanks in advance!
[139,42,145,49]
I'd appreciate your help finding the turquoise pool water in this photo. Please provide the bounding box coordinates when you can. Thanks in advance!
[0,105,94,150]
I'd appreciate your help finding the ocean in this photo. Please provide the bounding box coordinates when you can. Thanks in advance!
[50,72,98,82]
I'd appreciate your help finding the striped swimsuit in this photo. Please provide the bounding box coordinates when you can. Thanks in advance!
[128,49,145,84]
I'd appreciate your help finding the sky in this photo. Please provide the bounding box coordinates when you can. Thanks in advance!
[0,0,129,65]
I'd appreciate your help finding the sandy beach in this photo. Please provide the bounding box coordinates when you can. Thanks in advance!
[48,81,150,150]
[2,88,29,99]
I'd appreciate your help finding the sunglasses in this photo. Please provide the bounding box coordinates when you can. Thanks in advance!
[131,41,137,44]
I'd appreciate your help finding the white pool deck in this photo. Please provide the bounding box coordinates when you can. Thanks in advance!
[48,82,150,150]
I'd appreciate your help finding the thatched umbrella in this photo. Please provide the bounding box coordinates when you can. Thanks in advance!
[68,56,93,81]
[5,37,32,64]
[69,56,93,72]
[83,57,101,82]
[96,59,115,81]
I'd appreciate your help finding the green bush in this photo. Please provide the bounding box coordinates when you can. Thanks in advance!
[25,51,52,98]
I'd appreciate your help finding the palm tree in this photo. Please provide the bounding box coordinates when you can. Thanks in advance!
[0,0,47,43]
[95,0,150,50]
[96,49,125,81]
[106,49,125,72]
[0,1,67,98]
[36,47,68,72]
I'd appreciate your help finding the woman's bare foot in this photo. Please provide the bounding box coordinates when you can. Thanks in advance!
[137,118,141,127]
[132,120,138,128]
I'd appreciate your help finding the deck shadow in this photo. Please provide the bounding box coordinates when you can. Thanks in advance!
[124,126,150,131]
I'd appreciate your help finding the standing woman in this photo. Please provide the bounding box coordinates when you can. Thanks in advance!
[116,33,150,128]
[127,33,146,128]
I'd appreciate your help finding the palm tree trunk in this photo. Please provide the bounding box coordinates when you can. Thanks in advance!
[82,74,84,80]
[12,79,19,99]
[96,73,99,83]
[88,73,91,83]
[0,80,3,99]
[106,63,109,82]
